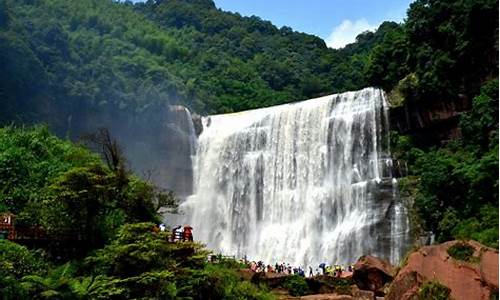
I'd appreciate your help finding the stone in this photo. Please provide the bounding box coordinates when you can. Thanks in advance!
[353,289,375,300]
[387,240,499,300]
[352,255,395,294]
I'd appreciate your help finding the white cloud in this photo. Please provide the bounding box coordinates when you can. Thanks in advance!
[325,18,377,49]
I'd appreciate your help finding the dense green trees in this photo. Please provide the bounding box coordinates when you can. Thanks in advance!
[0,224,274,300]
[0,0,395,130]
[365,0,498,103]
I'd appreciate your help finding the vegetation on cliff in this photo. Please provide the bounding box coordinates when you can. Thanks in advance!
[0,0,393,128]
[368,0,498,248]
[394,79,498,248]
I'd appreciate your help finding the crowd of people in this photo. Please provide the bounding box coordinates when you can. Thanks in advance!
[247,260,354,278]
[150,225,353,278]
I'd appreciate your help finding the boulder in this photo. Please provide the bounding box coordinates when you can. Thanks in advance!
[387,240,499,300]
[385,271,423,300]
[352,255,395,294]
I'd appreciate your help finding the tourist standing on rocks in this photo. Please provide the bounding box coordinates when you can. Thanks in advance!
[309,266,313,277]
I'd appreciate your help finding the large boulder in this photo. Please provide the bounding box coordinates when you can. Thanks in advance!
[387,240,499,300]
[352,255,395,294]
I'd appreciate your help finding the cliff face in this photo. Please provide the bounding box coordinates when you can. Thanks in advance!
[389,96,470,145]
[63,104,196,199]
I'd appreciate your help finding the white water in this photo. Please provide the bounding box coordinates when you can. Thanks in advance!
[182,88,410,267]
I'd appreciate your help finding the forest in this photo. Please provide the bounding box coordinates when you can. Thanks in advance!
[0,0,498,298]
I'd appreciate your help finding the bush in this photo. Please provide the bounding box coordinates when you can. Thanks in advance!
[0,240,49,300]
[418,280,451,300]
[447,242,475,262]
[198,264,275,300]
[333,278,353,295]
[0,240,48,279]
[283,275,309,296]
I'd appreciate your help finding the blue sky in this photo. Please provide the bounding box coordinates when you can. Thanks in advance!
[130,0,414,48]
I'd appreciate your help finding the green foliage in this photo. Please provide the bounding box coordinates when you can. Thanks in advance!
[20,263,80,300]
[452,206,499,249]
[418,280,452,300]
[82,222,273,299]
[397,79,499,248]
[199,264,274,300]
[447,242,475,262]
[0,240,48,300]
[283,275,309,297]
[0,0,409,132]
[460,80,499,150]
[332,278,353,295]
[0,126,169,253]
[0,222,275,299]
[0,125,99,217]
[0,240,48,280]
[368,0,498,103]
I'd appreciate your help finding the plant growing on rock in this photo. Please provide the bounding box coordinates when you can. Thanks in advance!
[447,242,476,262]
[418,280,451,300]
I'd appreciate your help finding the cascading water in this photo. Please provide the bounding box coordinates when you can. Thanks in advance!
[182,88,410,267]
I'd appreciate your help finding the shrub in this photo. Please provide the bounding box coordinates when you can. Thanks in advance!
[283,275,309,296]
[333,278,353,295]
[447,242,475,262]
[418,280,451,300]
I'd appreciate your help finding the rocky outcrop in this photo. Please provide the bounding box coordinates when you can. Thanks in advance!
[352,255,395,295]
[389,95,470,144]
[386,240,499,300]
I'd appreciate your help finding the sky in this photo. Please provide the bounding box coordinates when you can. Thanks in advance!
[213,0,414,48]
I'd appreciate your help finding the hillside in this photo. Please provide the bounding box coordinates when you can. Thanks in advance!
[0,0,390,127]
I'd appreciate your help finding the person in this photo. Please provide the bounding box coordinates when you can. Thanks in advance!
[250,261,257,272]
[172,225,181,242]
[309,266,313,277]
[152,224,160,234]
[319,263,326,275]
[183,225,193,241]
[176,225,184,241]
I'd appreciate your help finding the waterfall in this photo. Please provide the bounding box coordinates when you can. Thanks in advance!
[182,87,410,267]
